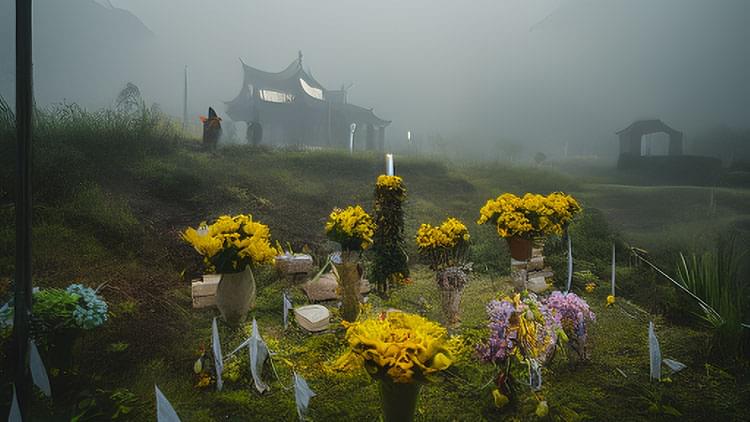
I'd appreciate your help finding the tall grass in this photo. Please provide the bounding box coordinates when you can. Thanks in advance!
[0,93,184,203]
[676,235,749,358]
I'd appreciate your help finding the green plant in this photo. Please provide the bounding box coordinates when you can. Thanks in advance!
[676,235,749,358]
[370,175,410,295]
[30,288,80,331]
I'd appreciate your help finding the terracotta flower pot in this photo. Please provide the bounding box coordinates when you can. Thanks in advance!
[216,266,256,325]
[378,378,422,422]
[507,236,533,261]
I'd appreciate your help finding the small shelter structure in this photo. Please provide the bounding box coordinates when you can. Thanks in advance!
[616,119,683,158]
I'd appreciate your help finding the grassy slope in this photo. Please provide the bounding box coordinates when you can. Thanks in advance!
[1,143,749,421]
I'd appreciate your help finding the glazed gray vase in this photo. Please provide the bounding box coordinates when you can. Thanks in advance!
[216,266,256,325]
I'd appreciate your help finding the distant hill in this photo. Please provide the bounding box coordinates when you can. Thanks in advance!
[0,0,153,107]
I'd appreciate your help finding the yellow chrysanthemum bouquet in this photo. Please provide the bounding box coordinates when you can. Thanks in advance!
[325,205,376,321]
[375,174,405,192]
[477,192,581,239]
[325,205,376,252]
[415,217,470,271]
[336,311,460,421]
[183,214,279,324]
[337,311,457,383]
[182,214,278,274]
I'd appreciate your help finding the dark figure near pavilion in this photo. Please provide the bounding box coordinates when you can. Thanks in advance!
[246,121,263,146]
[200,107,222,150]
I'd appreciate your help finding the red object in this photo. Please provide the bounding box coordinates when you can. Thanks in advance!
[507,236,532,261]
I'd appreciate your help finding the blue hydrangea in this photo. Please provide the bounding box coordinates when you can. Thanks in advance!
[65,284,108,329]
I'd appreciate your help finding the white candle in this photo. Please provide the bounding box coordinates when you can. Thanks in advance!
[386,154,394,176]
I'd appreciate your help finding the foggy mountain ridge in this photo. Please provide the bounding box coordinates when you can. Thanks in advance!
[0,0,153,108]
[1,0,748,159]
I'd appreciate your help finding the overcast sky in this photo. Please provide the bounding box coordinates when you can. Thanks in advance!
[3,0,748,157]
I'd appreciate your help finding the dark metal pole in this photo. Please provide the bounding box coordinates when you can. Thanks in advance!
[182,65,188,131]
[14,0,33,419]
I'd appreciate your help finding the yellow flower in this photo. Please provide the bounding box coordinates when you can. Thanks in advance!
[606,295,616,306]
[183,214,278,273]
[376,175,404,190]
[338,312,457,383]
[492,389,509,408]
[326,205,376,250]
[478,192,581,238]
[585,282,596,293]
[535,400,549,417]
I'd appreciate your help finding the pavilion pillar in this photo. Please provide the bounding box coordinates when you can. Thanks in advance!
[366,124,375,151]
[377,126,386,151]
[668,133,683,155]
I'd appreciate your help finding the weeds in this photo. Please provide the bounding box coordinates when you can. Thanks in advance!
[676,235,749,358]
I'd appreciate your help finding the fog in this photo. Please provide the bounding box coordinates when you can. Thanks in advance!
[1,0,749,159]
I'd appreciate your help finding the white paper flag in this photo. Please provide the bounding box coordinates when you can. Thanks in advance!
[528,359,542,391]
[29,340,51,397]
[283,293,293,330]
[212,318,224,391]
[611,243,616,297]
[249,318,270,393]
[663,358,686,374]
[8,385,21,422]
[155,385,182,422]
[648,321,661,381]
[566,235,573,293]
[294,372,316,420]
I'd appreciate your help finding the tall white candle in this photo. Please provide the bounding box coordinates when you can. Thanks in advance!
[386,154,394,176]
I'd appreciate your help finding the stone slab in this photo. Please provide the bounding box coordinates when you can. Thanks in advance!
[192,276,220,297]
[294,304,330,332]
[301,272,371,302]
[192,293,216,308]
[276,254,314,275]
[527,256,545,271]
[527,275,550,293]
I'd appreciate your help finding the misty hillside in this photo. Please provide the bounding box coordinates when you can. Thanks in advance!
[0,0,152,107]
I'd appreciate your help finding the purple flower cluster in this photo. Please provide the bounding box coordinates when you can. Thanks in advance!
[533,298,561,363]
[477,299,517,364]
[543,291,595,343]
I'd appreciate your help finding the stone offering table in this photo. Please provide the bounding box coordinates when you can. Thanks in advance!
[191,274,221,308]
[510,247,552,293]
[276,254,314,283]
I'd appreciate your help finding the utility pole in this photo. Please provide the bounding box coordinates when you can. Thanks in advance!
[14,0,34,419]
[182,65,188,132]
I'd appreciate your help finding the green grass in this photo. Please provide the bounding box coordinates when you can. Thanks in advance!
[0,102,749,420]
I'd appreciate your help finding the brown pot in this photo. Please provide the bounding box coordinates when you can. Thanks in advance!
[507,236,533,261]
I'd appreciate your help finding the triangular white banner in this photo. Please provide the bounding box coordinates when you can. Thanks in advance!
[155,385,181,422]
[283,293,293,330]
[663,358,686,374]
[648,321,661,381]
[8,385,21,422]
[29,340,51,397]
[211,318,224,391]
[293,371,316,420]
[249,318,270,393]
